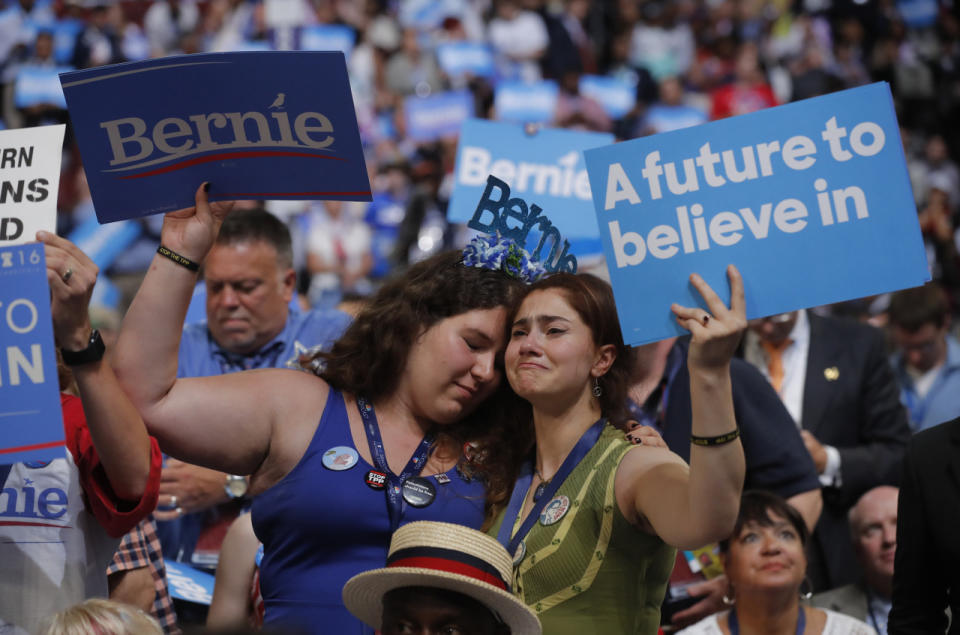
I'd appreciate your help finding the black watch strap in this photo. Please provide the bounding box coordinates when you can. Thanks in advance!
[61,329,105,366]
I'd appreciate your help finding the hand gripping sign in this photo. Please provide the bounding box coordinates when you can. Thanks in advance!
[0,244,64,465]
[584,82,928,346]
[60,52,371,223]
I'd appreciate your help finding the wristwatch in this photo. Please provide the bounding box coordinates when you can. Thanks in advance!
[224,474,249,500]
[60,329,105,366]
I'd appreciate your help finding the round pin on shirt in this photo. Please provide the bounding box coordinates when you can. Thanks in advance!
[322,446,359,471]
[365,470,387,490]
[513,540,526,566]
[539,494,570,526]
[401,476,436,507]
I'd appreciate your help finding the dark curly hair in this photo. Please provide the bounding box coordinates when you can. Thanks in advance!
[312,249,522,400]
[304,249,527,522]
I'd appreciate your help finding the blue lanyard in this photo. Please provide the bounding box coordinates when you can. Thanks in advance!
[357,397,435,532]
[728,605,805,635]
[496,418,606,557]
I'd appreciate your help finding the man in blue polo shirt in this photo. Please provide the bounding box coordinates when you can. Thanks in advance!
[156,207,351,568]
[888,282,960,433]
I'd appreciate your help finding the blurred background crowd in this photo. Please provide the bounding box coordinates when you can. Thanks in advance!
[3,0,960,632]
[3,0,960,317]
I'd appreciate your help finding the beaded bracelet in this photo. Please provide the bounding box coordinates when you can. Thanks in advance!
[690,428,740,447]
[157,245,200,272]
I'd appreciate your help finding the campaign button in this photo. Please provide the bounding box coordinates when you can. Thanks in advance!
[322,446,359,471]
[539,494,570,526]
[401,476,436,507]
[513,540,526,566]
[365,469,388,490]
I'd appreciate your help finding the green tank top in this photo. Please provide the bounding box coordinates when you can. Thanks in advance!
[490,424,676,635]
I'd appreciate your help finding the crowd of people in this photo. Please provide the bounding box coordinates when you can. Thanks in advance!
[3,0,960,633]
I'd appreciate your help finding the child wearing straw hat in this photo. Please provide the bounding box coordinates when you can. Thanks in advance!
[343,522,541,635]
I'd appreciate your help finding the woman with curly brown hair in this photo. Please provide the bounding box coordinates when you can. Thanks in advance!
[112,185,531,634]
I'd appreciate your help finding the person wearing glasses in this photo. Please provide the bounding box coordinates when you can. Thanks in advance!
[740,309,911,592]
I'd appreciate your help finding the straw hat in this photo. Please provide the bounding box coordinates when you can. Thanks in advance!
[342,521,541,635]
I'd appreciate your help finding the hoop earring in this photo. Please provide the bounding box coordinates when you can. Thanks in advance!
[592,376,603,398]
[799,577,813,601]
[721,593,735,606]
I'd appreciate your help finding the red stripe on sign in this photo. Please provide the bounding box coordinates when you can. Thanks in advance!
[0,439,64,455]
[214,191,371,197]
[117,150,346,179]
[387,556,508,591]
[0,520,69,528]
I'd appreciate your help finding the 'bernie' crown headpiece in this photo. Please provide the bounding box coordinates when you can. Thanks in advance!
[461,232,547,284]
[460,174,578,282]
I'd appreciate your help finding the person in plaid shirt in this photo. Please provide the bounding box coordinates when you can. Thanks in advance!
[108,518,179,634]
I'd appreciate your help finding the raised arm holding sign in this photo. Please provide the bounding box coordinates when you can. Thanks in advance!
[0,233,161,635]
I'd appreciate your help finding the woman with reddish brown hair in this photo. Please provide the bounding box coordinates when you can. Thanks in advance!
[491,270,747,634]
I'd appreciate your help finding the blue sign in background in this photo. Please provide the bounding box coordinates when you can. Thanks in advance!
[449,119,613,241]
[165,561,215,605]
[584,82,928,345]
[298,24,355,57]
[404,90,474,142]
[0,244,64,465]
[15,65,71,108]
[494,80,558,124]
[579,75,636,119]
[61,52,371,224]
[436,42,495,79]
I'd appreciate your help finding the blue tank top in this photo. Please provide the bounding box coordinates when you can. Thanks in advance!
[250,389,486,634]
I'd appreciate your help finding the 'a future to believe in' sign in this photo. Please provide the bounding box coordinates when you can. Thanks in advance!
[584,82,928,345]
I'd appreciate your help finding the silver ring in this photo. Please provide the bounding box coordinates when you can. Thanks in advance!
[169,495,178,509]
[702,312,711,327]
[61,267,73,283]
[175,507,184,517]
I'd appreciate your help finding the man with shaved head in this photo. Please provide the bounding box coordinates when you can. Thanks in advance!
[812,486,898,634]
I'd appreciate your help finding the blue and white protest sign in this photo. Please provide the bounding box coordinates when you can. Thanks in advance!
[0,244,64,465]
[230,40,273,52]
[165,562,215,605]
[67,214,142,269]
[449,119,613,241]
[298,24,355,57]
[584,82,928,345]
[404,91,473,142]
[90,275,121,311]
[60,52,371,224]
[264,0,311,29]
[51,19,84,64]
[14,66,71,109]
[0,124,65,248]
[579,75,636,119]
[494,80,558,124]
[436,42,495,79]
[897,0,937,27]
[398,0,447,29]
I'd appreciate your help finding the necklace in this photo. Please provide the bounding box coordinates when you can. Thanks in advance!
[533,467,551,502]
